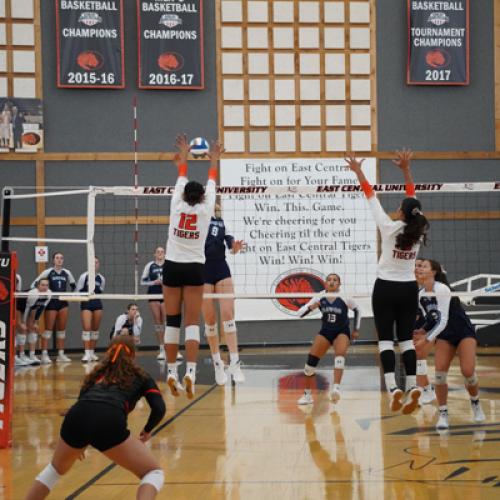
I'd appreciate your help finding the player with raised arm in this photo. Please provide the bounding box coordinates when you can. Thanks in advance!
[31,252,76,364]
[163,134,218,399]
[202,203,246,385]
[296,273,361,405]
[77,257,105,363]
[345,150,429,415]
[414,259,485,430]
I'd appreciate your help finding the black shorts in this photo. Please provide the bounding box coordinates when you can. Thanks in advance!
[60,401,130,452]
[162,260,204,287]
[438,328,477,348]
[16,297,27,313]
[80,299,103,312]
[204,260,231,285]
[318,328,350,344]
[148,285,164,303]
[45,299,69,311]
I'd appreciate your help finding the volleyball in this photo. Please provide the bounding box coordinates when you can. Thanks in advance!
[189,137,210,158]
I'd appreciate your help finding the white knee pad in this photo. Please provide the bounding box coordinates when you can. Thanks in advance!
[154,324,163,334]
[16,334,27,346]
[465,373,478,386]
[28,332,38,345]
[82,331,91,342]
[164,326,180,344]
[304,364,316,377]
[140,468,164,493]
[223,319,237,334]
[399,340,415,353]
[36,463,61,491]
[56,330,66,340]
[435,371,448,385]
[378,340,394,353]
[334,356,345,370]
[204,323,217,337]
[42,330,52,340]
[185,325,200,342]
[416,359,428,376]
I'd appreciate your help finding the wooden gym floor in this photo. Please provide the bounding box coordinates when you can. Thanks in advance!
[3,345,500,499]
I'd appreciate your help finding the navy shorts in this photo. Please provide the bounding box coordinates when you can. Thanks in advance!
[318,328,350,345]
[45,299,69,311]
[148,285,163,303]
[162,260,204,287]
[16,297,27,313]
[204,260,231,285]
[438,328,476,348]
[80,299,103,312]
[61,401,129,452]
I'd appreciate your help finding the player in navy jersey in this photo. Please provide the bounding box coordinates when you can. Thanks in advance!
[31,252,76,364]
[25,336,166,499]
[77,257,105,363]
[202,203,246,385]
[141,247,168,360]
[413,259,485,430]
[112,303,143,344]
[163,135,219,400]
[296,273,361,405]
[15,278,52,366]
[346,151,429,415]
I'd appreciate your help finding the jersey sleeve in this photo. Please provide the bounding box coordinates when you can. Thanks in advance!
[76,273,87,292]
[34,292,51,321]
[23,290,38,322]
[171,176,188,207]
[424,283,451,342]
[140,262,154,286]
[114,315,126,334]
[141,376,166,433]
[366,196,401,235]
[133,316,143,337]
[16,275,22,291]
[224,233,235,250]
[99,274,106,292]
[346,298,362,330]
[30,268,50,289]
[297,296,321,317]
[66,269,77,291]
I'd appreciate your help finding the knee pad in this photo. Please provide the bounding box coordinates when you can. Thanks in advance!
[465,373,478,386]
[204,323,218,338]
[56,330,66,340]
[435,371,447,385]
[140,468,164,493]
[185,325,200,342]
[304,364,316,377]
[154,324,163,334]
[28,332,38,345]
[223,319,237,334]
[334,356,345,370]
[399,340,415,353]
[36,463,61,491]
[42,330,52,340]
[82,331,91,342]
[16,334,26,346]
[416,359,428,376]
[378,340,394,353]
[166,314,182,328]
[164,326,180,344]
[91,331,99,341]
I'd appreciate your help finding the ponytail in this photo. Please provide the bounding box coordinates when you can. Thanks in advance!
[396,197,429,250]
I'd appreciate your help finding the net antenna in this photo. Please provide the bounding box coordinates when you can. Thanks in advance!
[133,95,140,296]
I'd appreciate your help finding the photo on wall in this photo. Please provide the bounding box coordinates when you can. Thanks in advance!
[0,98,44,153]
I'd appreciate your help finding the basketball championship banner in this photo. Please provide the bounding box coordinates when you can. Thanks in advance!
[55,0,125,89]
[0,252,17,448]
[220,159,377,321]
[407,0,469,85]
[138,0,204,89]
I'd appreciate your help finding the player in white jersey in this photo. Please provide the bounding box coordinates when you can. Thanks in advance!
[15,278,52,366]
[163,134,219,399]
[112,303,143,344]
[346,150,429,415]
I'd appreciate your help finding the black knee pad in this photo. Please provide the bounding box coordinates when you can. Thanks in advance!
[166,314,182,328]
[307,354,320,367]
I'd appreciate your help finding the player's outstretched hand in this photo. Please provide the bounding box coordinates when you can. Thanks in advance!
[175,133,190,163]
[208,140,224,161]
[392,148,413,170]
[344,155,364,173]
[231,240,247,254]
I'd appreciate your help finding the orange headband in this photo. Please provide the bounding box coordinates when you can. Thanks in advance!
[108,343,131,363]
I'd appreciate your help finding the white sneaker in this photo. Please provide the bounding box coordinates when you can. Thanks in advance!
[183,373,195,400]
[402,386,422,415]
[167,374,184,397]
[15,355,30,366]
[420,387,437,405]
[298,391,314,405]
[56,353,71,363]
[81,353,93,363]
[330,387,341,403]
[214,362,228,385]
[389,388,404,412]
[40,353,52,365]
[157,349,166,361]
[91,353,99,362]
[436,410,449,430]
[471,401,486,423]
[176,352,184,361]
[28,354,41,365]
[228,361,245,383]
